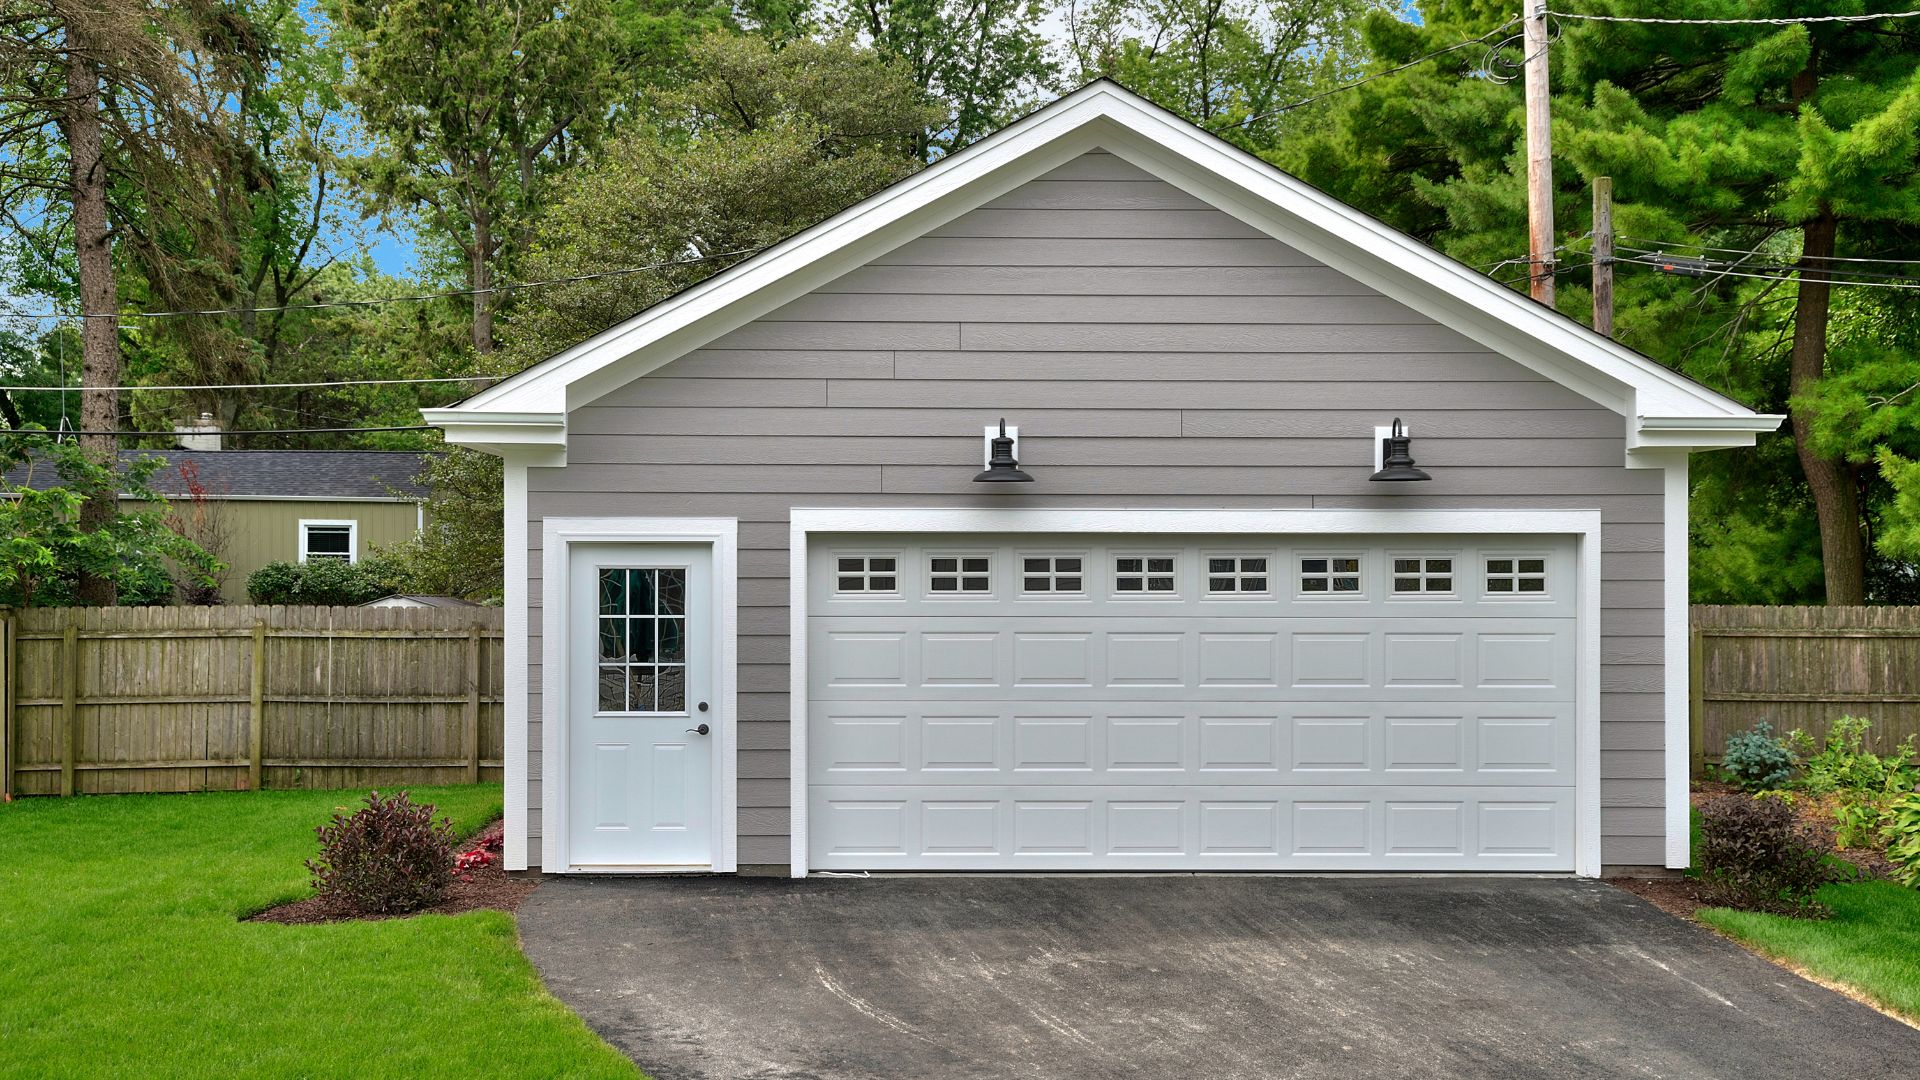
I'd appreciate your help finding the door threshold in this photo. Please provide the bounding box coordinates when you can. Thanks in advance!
[563,864,715,874]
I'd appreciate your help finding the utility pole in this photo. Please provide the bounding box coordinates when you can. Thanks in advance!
[1592,176,1614,338]
[1523,0,1555,306]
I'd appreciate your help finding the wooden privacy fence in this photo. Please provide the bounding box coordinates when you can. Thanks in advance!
[0,605,503,797]
[1692,605,1920,775]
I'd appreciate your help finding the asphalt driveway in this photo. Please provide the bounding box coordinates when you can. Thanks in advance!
[517,876,1919,1079]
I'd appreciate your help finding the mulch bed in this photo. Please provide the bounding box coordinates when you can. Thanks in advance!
[247,820,537,926]
[1605,781,1894,922]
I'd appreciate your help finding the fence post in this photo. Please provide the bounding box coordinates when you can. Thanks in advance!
[1689,623,1706,778]
[249,619,267,791]
[466,624,482,783]
[1,609,13,800]
[62,611,80,796]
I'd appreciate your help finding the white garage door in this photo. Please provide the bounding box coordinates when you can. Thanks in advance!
[806,534,1578,871]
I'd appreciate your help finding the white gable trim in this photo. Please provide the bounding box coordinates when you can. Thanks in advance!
[427,81,1778,454]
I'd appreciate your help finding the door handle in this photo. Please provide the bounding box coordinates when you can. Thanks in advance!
[686,723,710,736]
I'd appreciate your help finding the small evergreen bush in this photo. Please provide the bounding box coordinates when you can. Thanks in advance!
[1698,794,1835,917]
[306,791,456,915]
[1721,721,1795,791]
[246,556,408,606]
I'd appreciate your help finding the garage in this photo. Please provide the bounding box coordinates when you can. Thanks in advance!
[805,528,1581,871]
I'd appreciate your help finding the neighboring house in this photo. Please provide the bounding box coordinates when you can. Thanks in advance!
[3,449,432,603]
[426,82,1781,881]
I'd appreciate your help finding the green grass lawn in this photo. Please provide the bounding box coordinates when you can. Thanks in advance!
[1680,806,1920,1025]
[0,786,639,1079]
[1699,881,1920,1023]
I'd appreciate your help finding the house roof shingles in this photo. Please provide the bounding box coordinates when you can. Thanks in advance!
[2,449,434,501]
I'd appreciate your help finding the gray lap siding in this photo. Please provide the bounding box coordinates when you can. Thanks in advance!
[522,152,1666,870]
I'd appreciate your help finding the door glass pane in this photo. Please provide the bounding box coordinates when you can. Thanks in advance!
[626,666,658,712]
[598,569,626,615]
[657,666,686,712]
[658,618,685,662]
[657,569,686,615]
[630,617,656,663]
[598,617,626,661]
[628,569,656,616]
[598,665,627,711]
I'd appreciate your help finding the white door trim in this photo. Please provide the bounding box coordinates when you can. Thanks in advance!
[543,516,739,873]
[789,507,1604,879]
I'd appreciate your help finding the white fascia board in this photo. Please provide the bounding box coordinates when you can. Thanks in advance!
[440,81,1766,429]
[1627,414,1787,455]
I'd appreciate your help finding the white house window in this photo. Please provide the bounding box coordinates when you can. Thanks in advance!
[1021,555,1084,594]
[1486,557,1548,594]
[835,555,898,594]
[929,555,991,594]
[1114,555,1177,594]
[299,520,358,564]
[1391,557,1454,594]
[1206,556,1269,594]
[1300,556,1362,594]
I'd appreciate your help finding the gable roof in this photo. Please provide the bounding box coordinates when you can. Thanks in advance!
[425,80,1779,465]
[3,449,433,500]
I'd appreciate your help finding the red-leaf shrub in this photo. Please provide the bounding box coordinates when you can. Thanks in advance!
[306,791,456,914]
[1698,794,1836,918]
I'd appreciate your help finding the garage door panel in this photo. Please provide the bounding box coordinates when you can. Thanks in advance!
[810,617,1576,701]
[808,533,1578,871]
[808,785,1576,870]
[810,701,1573,787]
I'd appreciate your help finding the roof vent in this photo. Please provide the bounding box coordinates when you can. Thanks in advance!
[174,411,222,452]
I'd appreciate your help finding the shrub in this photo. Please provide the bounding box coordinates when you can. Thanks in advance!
[1833,792,1889,850]
[1698,794,1836,917]
[306,791,456,915]
[246,556,409,606]
[1885,793,1920,889]
[1722,721,1795,791]
[1789,716,1919,795]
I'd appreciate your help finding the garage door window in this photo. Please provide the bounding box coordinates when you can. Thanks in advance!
[1391,557,1454,594]
[1021,555,1085,595]
[835,555,898,594]
[1299,556,1363,595]
[929,555,992,594]
[1114,555,1177,595]
[1205,556,1269,595]
[1485,557,1548,595]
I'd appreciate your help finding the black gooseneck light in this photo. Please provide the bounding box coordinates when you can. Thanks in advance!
[973,418,1034,484]
[1370,417,1432,482]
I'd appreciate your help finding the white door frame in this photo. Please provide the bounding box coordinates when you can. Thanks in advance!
[543,516,739,873]
[789,507,1604,879]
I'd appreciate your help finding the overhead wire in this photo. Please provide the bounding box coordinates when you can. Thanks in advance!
[1545,8,1920,25]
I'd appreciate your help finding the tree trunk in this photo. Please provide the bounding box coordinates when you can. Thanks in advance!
[470,162,495,354]
[63,21,120,607]
[1789,208,1866,605]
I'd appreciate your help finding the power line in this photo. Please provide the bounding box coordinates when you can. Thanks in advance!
[1616,255,1920,290]
[0,248,759,321]
[1211,17,1521,132]
[1618,235,1920,266]
[1616,246,1920,286]
[1546,8,1920,24]
[0,375,499,393]
[2,425,439,437]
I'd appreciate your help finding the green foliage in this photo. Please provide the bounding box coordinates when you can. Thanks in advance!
[0,435,222,607]
[379,449,506,602]
[1884,793,1920,889]
[306,791,457,915]
[1722,721,1796,791]
[1788,716,1919,796]
[1834,794,1890,851]
[1698,794,1836,918]
[244,555,407,607]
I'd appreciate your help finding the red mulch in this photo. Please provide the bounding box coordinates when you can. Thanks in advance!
[247,820,536,926]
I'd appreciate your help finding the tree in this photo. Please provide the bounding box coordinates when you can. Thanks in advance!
[0,0,259,603]
[1062,0,1387,148]
[830,0,1055,158]
[328,0,642,353]
[1271,3,1920,604]
[0,434,222,607]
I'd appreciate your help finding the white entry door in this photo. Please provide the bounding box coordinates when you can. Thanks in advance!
[569,543,714,868]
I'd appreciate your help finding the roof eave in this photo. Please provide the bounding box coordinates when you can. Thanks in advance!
[421,408,567,466]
